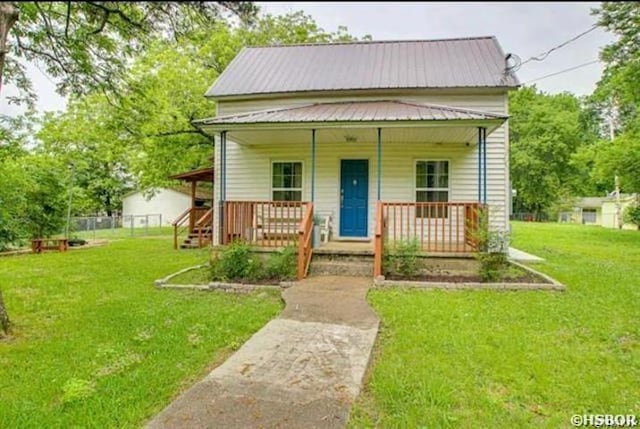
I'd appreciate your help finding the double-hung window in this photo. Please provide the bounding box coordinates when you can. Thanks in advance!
[416,160,449,218]
[272,161,302,201]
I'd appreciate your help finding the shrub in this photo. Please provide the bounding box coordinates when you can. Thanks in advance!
[477,252,509,282]
[473,207,510,282]
[211,241,262,281]
[265,246,297,281]
[211,242,297,282]
[623,203,640,230]
[384,239,421,277]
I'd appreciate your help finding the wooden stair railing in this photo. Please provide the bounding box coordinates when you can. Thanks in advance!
[195,208,214,247]
[297,202,314,280]
[172,208,192,250]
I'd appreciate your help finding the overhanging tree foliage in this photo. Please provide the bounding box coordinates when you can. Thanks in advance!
[1,1,258,106]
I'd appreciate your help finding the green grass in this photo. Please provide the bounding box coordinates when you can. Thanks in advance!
[350,222,640,428]
[0,237,281,428]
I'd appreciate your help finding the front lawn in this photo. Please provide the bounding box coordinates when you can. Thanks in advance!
[350,222,640,428]
[0,238,281,428]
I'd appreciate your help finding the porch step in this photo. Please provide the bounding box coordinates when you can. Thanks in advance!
[309,260,373,277]
[309,251,374,277]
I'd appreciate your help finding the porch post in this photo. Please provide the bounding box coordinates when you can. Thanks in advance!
[189,180,197,232]
[482,127,488,204]
[218,131,227,244]
[377,127,382,201]
[190,180,196,209]
[311,129,316,202]
[477,127,482,203]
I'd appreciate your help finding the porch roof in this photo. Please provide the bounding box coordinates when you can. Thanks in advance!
[195,100,506,129]
[169,167,215,183]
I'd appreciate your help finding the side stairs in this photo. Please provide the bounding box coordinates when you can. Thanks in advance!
[180,226,213,249]
[309,248,374,277]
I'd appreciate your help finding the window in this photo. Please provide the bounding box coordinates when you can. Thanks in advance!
[416,160,449,218]
[272,161,302,201]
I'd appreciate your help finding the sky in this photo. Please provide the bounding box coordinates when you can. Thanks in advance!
[0,1,615,117]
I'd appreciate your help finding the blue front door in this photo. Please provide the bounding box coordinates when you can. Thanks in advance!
[340,160,368,237]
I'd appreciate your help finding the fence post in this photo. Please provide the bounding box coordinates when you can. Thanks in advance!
[145,215,149,236]
[130,216,134,237]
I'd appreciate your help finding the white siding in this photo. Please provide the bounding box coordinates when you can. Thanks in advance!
[602,200,637,230]
[212,91,510,243]
[122,189,191,227]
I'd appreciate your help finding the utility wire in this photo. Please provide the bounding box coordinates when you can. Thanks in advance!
[522,60,600,85]
[519,25,598,67]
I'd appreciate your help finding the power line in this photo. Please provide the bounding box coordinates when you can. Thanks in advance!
[522,60,600,85]
[519,25,598,67]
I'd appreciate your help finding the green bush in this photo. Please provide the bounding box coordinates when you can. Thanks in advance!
[211,241,260,281]
[211,242,297,282]
[623,203,640,230]
[265,246,297,281]
[384,239,421,277]
[477,252,508,282]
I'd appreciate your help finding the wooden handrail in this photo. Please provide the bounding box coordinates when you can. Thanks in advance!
[173,208,193,250]
[374,201,383,277]
[172,207,192,227]
[297,202,314,280]
[196,208,214,247]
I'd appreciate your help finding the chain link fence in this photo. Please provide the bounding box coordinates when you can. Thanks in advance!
[67,214,169,239]
[510,212,551,222]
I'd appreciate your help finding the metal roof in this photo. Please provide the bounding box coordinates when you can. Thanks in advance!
[207,37,520,98]
[194,100,507,128]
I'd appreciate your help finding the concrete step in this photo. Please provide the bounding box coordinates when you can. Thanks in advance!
[309,260,373,277]
[311,252,374,264]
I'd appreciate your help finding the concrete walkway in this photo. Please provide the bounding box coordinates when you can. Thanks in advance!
[147,276,379,429]
[508,247,544,263]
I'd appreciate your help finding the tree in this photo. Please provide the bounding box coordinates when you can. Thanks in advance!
[38,95,133,215]
[509,86,597,215]
[0,1,258,105]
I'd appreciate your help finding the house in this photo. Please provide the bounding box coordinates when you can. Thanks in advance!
[558,197,605,225]
[191,37,519,278]
[602,193,638,230]
[123,179,212,229]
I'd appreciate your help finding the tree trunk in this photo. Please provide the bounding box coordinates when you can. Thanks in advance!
[0,288,10,335]
[0,2,20,94]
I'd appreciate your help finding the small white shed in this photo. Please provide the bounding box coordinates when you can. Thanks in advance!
[122,187,211,227]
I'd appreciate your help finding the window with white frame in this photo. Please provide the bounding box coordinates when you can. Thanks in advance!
[416,160,449,218]
[272,161,303,201]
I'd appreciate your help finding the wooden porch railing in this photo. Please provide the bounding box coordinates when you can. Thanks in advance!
[374,202,486,276]
[223,201,308,247]
[297,203,314,280]
[172,207,211,249]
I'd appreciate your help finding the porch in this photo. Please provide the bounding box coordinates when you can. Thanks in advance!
[220,199,486,279]
[192,99,505,279]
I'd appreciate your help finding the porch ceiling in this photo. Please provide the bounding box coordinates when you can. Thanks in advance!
[193,100,507,145]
